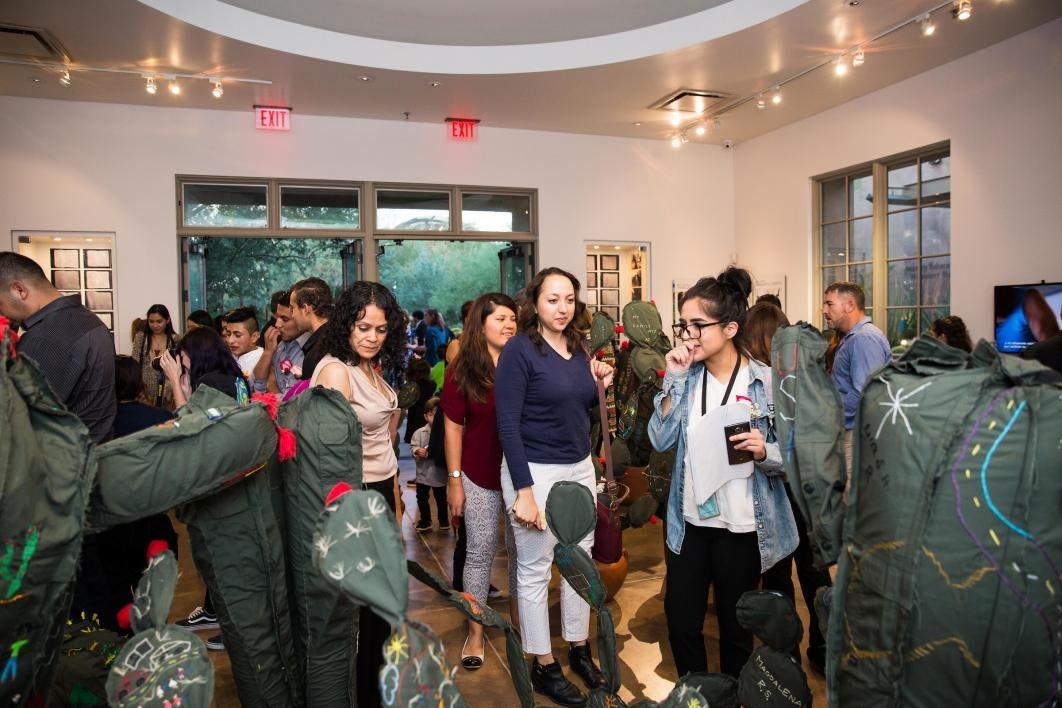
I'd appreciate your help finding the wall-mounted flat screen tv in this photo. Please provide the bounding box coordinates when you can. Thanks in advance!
[994,282,1062,353]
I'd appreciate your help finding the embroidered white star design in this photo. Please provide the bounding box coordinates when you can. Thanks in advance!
[344,521,371,539]
[874,377,932,439]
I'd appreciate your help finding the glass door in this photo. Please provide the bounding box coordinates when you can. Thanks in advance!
[498,242,535,297]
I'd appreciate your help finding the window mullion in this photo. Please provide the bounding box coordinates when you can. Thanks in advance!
[871,161,888,330]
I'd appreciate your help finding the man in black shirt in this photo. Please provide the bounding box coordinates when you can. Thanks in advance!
[289,276,333,380]
[0,252,116,442]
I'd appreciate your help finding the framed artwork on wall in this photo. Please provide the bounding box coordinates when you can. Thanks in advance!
[600,254,619,271]
[50,249,79,268]
[52,270,81,290]
[601,289,620,306]
[86,291,113,310]
[84,249,112,268]
[601,272,619,288]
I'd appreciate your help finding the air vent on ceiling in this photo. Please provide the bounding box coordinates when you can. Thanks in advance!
[0,24,71,63]
[649,89,733,115]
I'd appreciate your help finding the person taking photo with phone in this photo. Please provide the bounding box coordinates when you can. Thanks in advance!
[648,266,797,679]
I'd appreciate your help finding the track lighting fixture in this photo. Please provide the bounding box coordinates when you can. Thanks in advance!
[771,87,782,105]
[834,56,849,76]
[756,94,767,110]
[853,49,865,67]
[145,76,157,94]
[694,121,706,136]
[211,80,223,98]
[59,70,71,87]
[921,14,936,36]
[670,134,682,149]
[169,79,181,95]
[955,0,972,21]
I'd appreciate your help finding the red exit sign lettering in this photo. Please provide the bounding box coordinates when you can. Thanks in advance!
[446,118,479,142]
[255,106,291,131]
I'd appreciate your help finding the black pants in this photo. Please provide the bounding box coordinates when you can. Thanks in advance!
[357,475,399,708]
[761,484,832,657]
[415,483,448,527]
[452,516,467,591]
[664,523,761,678]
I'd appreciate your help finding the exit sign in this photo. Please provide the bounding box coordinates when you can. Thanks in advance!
[446,117,480,142]
[255,106,291,131]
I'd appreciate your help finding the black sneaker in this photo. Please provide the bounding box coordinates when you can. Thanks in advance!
[175,606,219,632]
[438,522,451,531]
[531,659,586,707]
[568,643,605,690]
[205,634,225,651]
[414,521,433,533]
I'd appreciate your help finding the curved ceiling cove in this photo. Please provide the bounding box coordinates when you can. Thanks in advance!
[220,0,732,46]
[136,0,807,74]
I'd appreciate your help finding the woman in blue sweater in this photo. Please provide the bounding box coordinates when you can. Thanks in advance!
[495,267,614,707]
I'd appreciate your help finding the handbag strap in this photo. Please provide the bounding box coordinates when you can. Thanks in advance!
[596,379,614,484]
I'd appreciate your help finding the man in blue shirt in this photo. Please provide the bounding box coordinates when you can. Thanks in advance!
[822,282,892,474]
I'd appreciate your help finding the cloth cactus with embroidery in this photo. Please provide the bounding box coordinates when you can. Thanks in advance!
[312,484,465,707]
[106,547,214,707]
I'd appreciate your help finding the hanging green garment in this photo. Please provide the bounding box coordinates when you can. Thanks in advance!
[770,322,847,568]
[830,336,1062,707]
[0,318,94,707]
[278,387,364,706]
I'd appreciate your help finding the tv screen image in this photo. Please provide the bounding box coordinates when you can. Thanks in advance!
[994,282,1062,353]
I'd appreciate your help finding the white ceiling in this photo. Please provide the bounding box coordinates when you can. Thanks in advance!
[218,0,735,46]
[1,0,1059,145]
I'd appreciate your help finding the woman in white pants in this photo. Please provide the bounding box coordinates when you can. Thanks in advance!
[495,267,613,707]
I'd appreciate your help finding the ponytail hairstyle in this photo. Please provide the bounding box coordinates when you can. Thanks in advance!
[517,267,587,357]
[450,292,518,403]
[677,266,753,352]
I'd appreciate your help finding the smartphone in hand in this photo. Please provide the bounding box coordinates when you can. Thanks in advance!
[723,421,754,465]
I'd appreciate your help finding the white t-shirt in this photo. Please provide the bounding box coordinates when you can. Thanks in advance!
[682,365,756,532]
[236,347,264,386]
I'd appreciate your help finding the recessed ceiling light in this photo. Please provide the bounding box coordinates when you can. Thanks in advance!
[632,122,642,126]
[429,80,441,87]
[52,237,62,242]
[669,113,682,127]
[847,0,861,6]
[360,75,374,82]
[30,77,41,84]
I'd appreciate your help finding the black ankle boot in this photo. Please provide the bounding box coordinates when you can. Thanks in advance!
[568,643,606,690]
[531,659,587,706]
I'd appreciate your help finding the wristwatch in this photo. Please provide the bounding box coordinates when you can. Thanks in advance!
[449,470,462,479]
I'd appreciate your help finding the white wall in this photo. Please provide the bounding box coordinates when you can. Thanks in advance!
[0,98,733,352]
[734,18,1062,342]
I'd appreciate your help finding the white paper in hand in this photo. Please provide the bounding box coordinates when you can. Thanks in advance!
[688,401,754,506]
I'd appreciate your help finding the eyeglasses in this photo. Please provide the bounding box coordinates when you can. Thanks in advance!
[671,320,727,339]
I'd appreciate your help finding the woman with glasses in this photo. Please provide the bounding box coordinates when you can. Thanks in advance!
[495,267,614,706]
[311,280,406,708]
[649,266,797,679]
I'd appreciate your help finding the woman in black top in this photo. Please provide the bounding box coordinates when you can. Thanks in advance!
[159,326,249,405]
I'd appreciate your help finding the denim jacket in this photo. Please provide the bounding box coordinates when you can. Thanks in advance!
[648,357,798,572]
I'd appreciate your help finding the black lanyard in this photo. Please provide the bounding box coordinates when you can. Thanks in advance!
[701,355,741,416]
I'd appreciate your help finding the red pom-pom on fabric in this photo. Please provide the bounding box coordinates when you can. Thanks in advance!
[146,540,169,560]
[649,514,660,525]
[657,369,665,378]
[0,315,19,359]
[277,426,297,461]
[595,350,605,360]
[620,340,630,351]
[325,482,354,507]
[614,324,624,334]
[116,604,132,631]
[251,392,279,421]
[598,457,606,466]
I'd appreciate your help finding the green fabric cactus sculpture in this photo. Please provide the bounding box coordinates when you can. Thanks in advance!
[312,484,465,708]
[106,548,214,707]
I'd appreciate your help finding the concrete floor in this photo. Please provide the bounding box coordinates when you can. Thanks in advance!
[170,443,827,706]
